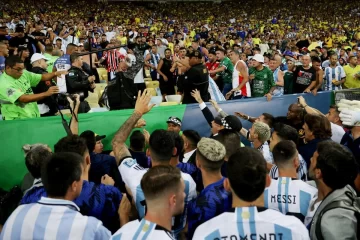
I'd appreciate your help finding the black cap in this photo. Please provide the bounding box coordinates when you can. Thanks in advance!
[17,46,28,52]
[214,115,223,126]
[15,24,24,33]
[188,50,202,59]
[221,115,242,132]
[95,134,106,141]
[167,116,182,126]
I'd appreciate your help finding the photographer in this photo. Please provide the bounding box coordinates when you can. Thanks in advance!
[65,53,96,113]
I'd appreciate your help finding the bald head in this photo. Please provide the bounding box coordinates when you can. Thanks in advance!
[302,55,311,67]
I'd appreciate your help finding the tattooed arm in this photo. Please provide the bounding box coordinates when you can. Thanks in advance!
[112,89,155,165]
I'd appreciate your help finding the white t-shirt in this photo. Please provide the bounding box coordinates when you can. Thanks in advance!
[119,158,197,237]
[264,177,317,221]
[330,122,345,143]
[105,31,116,42]
[193,207,310,240]
[111,219,175,240]
[258,142,272,163]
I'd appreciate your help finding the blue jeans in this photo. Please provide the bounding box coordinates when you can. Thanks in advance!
[222,83,232,96]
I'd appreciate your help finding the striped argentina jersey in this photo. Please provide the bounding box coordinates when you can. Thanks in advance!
[119,157,197,237]
[269,154,308,181]
[324,66,346,91]
[0,197,111,240]
[193,206,310,240]
[264,177,317,222]
[111,219,175,240]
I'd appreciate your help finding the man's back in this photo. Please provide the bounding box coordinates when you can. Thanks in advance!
[264,177,317,222]
[193,207,309,239]
[0,197,111,240]
[111,219,175,240]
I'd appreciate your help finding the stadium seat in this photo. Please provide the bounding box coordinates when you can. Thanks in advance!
[97,68,108,82]
[147,88,157,96]
[150,96,163,106]
[87,91,100,108]
[165,95,182,103]
[144,78,152,81]
[145,81,160,89]
[159,102,179,106]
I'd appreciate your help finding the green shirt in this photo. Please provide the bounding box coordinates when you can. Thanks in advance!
[217,57,234,84]
[0,71,42,120]
[249,66,275,97]
[44,53,59,73]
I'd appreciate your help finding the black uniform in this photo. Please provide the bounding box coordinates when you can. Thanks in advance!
[9,34,39,57]
[182,63,210,104]
[66,66,93,113]
[30,66,58,116]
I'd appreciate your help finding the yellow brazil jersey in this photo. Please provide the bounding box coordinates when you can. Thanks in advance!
[343,64,360,89]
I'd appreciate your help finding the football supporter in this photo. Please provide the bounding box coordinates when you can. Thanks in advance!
[113,90,196,238]
[111,166,184,240]
[249,121,272,163]
[205,49,219,79]
[193,147,310,239]
[187,138,231,239]
[264,141,317,222]
[309,141,358,240]
[323,54,346,91]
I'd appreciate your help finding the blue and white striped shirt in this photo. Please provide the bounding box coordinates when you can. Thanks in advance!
[264,177,317,222]
[0,197,111,240]
[324,66,346,91]
[208,76,226,102]
[193,206,310,240]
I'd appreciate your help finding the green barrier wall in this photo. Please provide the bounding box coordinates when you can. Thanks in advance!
[0,105,187,191]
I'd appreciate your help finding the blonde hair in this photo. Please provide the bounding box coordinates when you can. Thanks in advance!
[253,122,271,143]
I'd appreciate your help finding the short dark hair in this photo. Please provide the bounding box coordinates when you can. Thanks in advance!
[262,113,275,128]
[23,144,52,179]
[56,38,62,42]
[304,114,332,140]
[272,141,297,168]
[66,43,78,52]
[273,123,299,145]
[149,130,174,163]
[54,135,89,158]
[5,55,23,68]
[349,56,358,61]
[214,129,240,158]
[165,48,171,53]
[79,130,96,153]
[311,56,321,63]
[316,141,358,189]
[130,130,145,151]
[141,165,182,201]
[41,152,83,197]
[182,130,201,149]
[227,147,267,202]
[70,53,80,63]
[45,44,53,53]
[329,104,340,114]
[168,131,183,157]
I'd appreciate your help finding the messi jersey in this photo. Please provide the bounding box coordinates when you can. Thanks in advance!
[193,207,310,240]
[264,177,317,222]
[119,158,197,237]
[111,219,175,240]
[187,178,232,239]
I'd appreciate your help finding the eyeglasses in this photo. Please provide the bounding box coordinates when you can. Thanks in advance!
[11,67,24,73]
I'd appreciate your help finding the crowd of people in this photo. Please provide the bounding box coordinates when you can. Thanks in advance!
[0,0,360,239]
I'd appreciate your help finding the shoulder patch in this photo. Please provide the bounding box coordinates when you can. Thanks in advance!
[123,158,137,168]
[7,88,15,97]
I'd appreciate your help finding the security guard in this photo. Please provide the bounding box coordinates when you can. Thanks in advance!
[181,50,210,104]
[66,53,96,113]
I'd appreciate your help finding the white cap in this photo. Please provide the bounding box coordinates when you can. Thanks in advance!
[252,54,264,63]
[30,53,49,64]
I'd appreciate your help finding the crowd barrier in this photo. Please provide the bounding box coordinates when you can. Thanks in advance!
[0,91,332,190]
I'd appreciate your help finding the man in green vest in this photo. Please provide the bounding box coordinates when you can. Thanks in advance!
[43,44,59,73]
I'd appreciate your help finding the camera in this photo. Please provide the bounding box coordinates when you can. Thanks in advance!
[57,93,84,108]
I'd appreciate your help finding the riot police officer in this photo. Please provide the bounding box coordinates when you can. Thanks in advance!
[65,53,96,113]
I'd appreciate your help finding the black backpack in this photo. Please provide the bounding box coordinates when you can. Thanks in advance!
[315,190,360,240]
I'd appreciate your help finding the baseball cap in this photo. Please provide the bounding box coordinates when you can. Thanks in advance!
[283,50,294,57]
[221,115,243,132]
[30,53,49,64]
[188,50,202,59]
[95,133,106,141]
[15,24,24,33]
[252,54,264,63]
[167,116,182,126]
